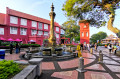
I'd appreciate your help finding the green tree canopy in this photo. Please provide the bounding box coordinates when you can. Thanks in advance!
[62,0,120,36]
[97,31,107,41]
[90,31,107,43]
[62,18,80,42]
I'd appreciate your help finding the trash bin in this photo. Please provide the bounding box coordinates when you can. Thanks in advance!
[0,50,5,59]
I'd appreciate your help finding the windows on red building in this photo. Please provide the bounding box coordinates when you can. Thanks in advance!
[10,16,18,24]
[20,18,27,26]
[0,7,61,45]
[0,28,4,35]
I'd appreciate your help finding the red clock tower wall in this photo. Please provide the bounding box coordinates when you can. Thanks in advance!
[79,20,90,45]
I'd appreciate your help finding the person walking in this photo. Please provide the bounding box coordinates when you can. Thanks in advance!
[15,43,19,54]
[87,43,90,52]
[80,43,83,51]
[94,43,98,51]
[9,42,13,54]
[18,43,21,53]
[108,44,112,54]
[113,44,117,54]
[76,43,82,57]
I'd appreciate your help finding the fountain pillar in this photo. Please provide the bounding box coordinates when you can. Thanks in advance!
[49,3,56,54]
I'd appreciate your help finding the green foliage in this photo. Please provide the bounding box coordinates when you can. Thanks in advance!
[0,60,21,79]
[62,0,120,27]
[66,44,76,47]
[97,31,107,41]
[75,33,80,42]
[62,18,80,41]
[97,43,109,46]
[90,31,107,43]
[21,44,40,48]
[90,34,100,43]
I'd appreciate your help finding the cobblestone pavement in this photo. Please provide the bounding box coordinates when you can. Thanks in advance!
[4,46,120,79]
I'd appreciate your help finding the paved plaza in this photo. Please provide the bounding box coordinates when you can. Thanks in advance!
[5,46,120,79]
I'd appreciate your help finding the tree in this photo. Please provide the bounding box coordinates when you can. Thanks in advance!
[75,33,80,42]
[90,34,100,43]
[62,18,80,42]
[62,0,120,37]
[97,31,107,41]
[90,31,107,43]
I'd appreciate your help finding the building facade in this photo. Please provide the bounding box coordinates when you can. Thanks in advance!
[79,20,90,45]
[0,7,61,45]
[101,35,119,44]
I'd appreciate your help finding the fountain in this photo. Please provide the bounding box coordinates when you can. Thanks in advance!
[42,3,62,56]
[23,3,76,61]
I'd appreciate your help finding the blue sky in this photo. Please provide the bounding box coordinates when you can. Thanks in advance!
[0,0,120,37]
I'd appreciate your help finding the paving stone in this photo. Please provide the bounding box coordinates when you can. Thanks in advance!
[84,58,94,65]
[112,57,120,61]
[42,62,55,70]
[103,60,120,65]
[85,64,105,71]
[106,65,120,72]
[116,74,120,78]
[58,58,78,69]
[51,70,78,79]
[85,71,113,79]
[5,52,25,60]
[82,53,96,58]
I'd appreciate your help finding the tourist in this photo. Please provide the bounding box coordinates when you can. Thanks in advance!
[84,44,87,50]
[87,43,90,52]
[18,43,21,53]
[9,42,13,54]
[80,43,83,51]
[76,43,82,57]
[108,44,112,54]
[94,43,98,51]
[113,44,117,54]
[15,43,19,54]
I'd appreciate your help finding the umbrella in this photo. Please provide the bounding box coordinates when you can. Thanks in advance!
[29,40,36,42]
[0,37,6,41]
[7,38,14,41]
[15,39,22,42]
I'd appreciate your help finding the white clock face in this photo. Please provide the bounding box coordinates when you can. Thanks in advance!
[84,25,86,28]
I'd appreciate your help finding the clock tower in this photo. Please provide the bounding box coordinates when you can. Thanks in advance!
[79,20,90,45]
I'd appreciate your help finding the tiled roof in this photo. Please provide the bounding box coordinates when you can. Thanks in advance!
[0,13,6,25]
[7,7,60,27]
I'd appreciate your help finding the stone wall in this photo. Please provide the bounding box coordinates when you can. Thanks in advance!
[13,65,37,79]
[13,58,43,79]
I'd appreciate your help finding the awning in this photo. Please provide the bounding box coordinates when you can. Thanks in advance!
[0,37,6,41]
[7,38,14,41]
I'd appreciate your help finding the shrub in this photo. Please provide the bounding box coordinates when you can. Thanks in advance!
[0,46,9,49]
[20,44,40,48]
[66,44,76,47]
[97,43,109,46]
[0,60,21,79]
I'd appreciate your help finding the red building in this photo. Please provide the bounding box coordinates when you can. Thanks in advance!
[79,20,90,45]
[0,7,61,45]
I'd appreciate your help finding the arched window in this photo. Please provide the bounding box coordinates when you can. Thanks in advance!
[86,32,88,37]
[82,32,84,37]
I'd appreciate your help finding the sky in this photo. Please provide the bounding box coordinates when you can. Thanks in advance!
[0,0,120,37]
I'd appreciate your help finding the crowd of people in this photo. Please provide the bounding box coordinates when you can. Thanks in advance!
[9,42,21,54]
[107,43,120,54]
